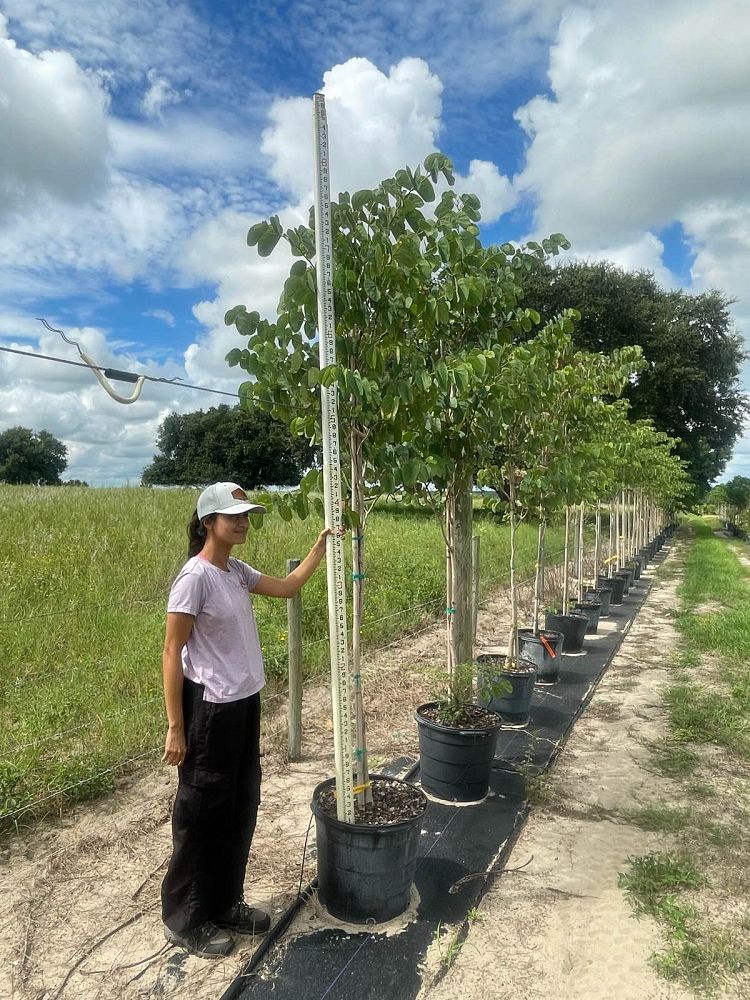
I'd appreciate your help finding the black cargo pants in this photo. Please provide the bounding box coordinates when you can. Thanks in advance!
[161,678,262,934]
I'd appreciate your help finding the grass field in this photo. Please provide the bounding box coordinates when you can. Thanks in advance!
[0,484,565,830]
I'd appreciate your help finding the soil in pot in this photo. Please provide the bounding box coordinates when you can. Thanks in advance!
[544,610,588,653]
[517,628,564,684]
[312,775,427,924]
[476,653,536,728]
[415,702,502,803]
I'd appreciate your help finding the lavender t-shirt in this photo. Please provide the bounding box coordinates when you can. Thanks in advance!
[167,555,265,703]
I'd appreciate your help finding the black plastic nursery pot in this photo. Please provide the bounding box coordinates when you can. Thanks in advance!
[311,775,427,924]
[476,654,537,728]
[599,574,625,604]
[543,610,588,653]
[586,586,612,616]
[517,628,564,684]
[415,703,502,803]
[626,559,641,581]
[573,600,601,634]
[615,569,633,595]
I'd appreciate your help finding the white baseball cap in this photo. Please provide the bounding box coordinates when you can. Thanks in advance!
[197,482,267,520]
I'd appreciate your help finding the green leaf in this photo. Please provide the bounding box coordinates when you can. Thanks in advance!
[320,364,339,388]
[224,305,246,327]
[416,176,435,202]
[226,348,242,367]
[289,259,307,277]
[351,189,373,212]
[247,222,268,247]
[470,354,487,377]
[257,232,282,257]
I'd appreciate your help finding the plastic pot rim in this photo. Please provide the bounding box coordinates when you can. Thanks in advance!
[311,773,427,833]
[415,700,504,737]
[546,610,589,621]
[517,628,564,643]
[475,654,537,677]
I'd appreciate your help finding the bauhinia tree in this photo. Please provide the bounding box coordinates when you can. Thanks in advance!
[226,153,470,806]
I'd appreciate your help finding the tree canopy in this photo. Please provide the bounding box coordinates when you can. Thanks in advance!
[141,405,317,487]
[518,260,748,495]
[0,426,67,485]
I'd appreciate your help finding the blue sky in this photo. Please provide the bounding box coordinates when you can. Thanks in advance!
[1,0,749,484]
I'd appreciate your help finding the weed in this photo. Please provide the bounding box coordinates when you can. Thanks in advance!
[651,930,750,992]
[665,681,750,754]
[624,805,694,833]
[434,921,464,969]
[650,744,699,779]
[618,851,706,919]
[671,649,700,670]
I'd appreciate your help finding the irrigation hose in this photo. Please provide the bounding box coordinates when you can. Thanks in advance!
[218,879,318,1000]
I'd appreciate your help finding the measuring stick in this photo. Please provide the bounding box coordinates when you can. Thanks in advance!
[312,93,355,824]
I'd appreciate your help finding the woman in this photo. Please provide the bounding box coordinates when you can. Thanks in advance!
[161,481,332,959]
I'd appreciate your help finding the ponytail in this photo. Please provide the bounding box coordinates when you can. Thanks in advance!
[187,510,214,558]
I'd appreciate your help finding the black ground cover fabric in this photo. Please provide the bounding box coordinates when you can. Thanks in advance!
[224,554,666,1000]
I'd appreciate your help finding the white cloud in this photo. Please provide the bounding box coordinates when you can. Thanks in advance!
[109,115,266,178]
[261,57,444,203]
[143,309,176,327]
[458,160,517,225]
[141,69,184,118]
[0,13,110,217]
[515,0,750,247]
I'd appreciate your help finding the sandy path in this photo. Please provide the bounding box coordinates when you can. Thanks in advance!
[421,538,704,1000]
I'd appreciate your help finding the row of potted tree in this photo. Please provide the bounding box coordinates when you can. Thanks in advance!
[225,154,688,924]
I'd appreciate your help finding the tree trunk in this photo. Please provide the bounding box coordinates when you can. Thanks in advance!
[533,512,545,635]
[594,502,601,589]
[562,505,571,611]
[506,463,518,663]
[577,502,585,603]
[350,438,372,806]
[447,467,474,702]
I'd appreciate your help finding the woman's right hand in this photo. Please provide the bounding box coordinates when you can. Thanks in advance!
[162,725,187,767]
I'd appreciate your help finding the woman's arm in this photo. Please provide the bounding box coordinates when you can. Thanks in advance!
[252,528,335,599]
[162,612,195,766]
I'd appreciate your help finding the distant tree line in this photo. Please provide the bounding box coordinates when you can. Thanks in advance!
[520,260,748,496]
[0,426,78,485]
[141,405,318,487]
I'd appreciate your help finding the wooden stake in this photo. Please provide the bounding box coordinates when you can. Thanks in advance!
[286,558,302,762]
[471,534,481,645]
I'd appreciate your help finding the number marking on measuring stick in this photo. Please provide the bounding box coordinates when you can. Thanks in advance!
[312,93,355,824]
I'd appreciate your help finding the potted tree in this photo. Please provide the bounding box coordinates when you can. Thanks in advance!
[226,154,462,920]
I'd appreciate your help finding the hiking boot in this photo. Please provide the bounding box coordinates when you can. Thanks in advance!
[164,920,234,958]
[214,897,271,935]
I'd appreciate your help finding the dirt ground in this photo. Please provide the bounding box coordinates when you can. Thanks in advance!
[1,562,544,1000]
[6,541,745,1000]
